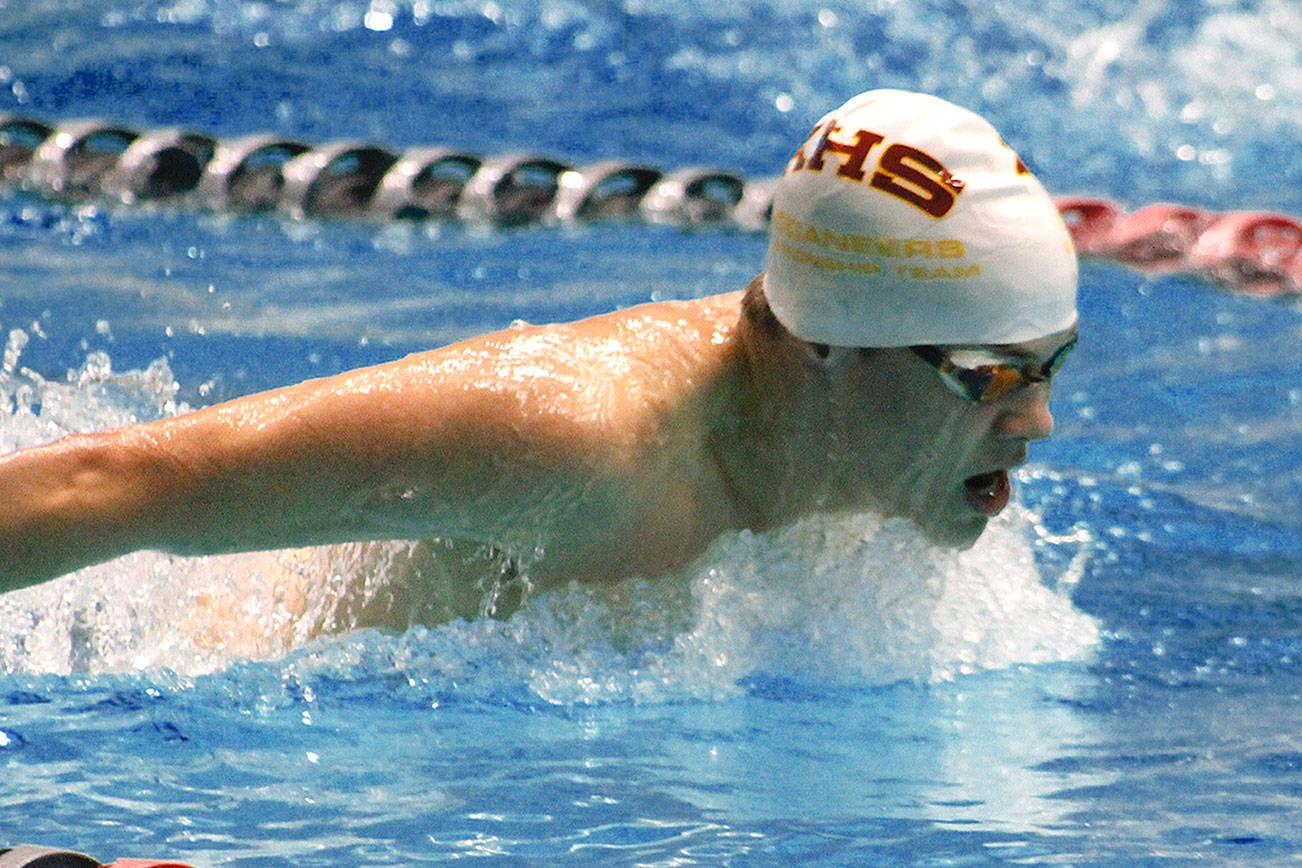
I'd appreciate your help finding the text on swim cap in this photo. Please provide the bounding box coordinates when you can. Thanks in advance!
[771,209,983,281]
[770,237,982,281]
[771,210,966,259]
[789,121,967,219]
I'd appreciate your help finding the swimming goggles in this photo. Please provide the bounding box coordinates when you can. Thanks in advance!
[909,337,1077,404]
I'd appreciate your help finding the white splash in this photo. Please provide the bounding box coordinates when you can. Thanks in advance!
[516,505,1100,704]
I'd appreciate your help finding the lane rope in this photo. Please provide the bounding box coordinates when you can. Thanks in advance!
[1055,196,1302,298]
[2,113,1300,297]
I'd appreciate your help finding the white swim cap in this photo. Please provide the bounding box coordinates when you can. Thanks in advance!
[763,89,1078,347]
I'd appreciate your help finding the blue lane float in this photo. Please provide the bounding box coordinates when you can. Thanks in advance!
[196,133,312,213]
[278,140,398,220]
[0,115,52,182]
[639,166,747,227]
[369,145,481,220]
[102,128,217,204]
[551,160,663,222]
[455,152,572,225]
[23,119,138,201]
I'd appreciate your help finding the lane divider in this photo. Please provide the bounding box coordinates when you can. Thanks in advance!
[0,113,751,229]
[2,113,1301,297]
[1056,197,1302,297]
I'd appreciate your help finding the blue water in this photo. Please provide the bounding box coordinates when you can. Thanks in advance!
[4,0,1302,864]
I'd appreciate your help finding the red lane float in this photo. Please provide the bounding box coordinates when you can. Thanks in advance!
[1188,211,1302,297]
[1054,196,1302,297]
[1055,196,1121,256]
[0,847,197,868]
[1097,204,1215,271]
[0,845,100,868]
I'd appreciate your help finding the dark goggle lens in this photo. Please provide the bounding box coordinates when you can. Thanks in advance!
[956,365,1023,402]
[916,337,1076,403]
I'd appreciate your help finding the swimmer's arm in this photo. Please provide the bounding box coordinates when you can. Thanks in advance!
[0,428,168,591]
[0,350,610,592]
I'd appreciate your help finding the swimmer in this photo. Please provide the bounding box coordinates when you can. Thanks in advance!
[0,90,1078,628]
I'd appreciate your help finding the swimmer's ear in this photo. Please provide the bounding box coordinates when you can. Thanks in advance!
[789,337,855,371]
[817,344,861,371]
[791,338,831,363]
[772,328,854,372]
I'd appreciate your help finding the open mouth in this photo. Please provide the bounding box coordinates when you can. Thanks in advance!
[963,469,1011,516]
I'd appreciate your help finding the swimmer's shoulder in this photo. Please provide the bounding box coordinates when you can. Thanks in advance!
[613,290,745,327]
[353,290,744,438]
[566,290,745,350]
[412,291,739,359]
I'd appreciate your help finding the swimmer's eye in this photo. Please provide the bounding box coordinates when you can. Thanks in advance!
[910,337,1076,403]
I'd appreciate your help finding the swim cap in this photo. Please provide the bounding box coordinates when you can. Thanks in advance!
[763,90,1077,347]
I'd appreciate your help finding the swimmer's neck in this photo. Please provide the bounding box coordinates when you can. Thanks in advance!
[703,300,861,536]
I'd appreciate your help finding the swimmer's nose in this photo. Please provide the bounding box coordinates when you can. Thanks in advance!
[995,382,1055,442]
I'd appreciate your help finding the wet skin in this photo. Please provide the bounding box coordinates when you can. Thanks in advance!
[822,329,1073,549]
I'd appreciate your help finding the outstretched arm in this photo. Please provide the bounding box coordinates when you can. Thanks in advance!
[0,424,170,590]
[0,293,746,595]
[0,333,613,593]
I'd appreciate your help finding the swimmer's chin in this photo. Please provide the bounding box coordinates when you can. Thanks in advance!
[915,515,989,550]
[824,502,989,550]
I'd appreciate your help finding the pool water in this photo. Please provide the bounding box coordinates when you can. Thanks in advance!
[3,0,1302,864]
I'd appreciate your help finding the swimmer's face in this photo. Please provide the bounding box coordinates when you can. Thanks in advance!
[823,327,1076,548]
